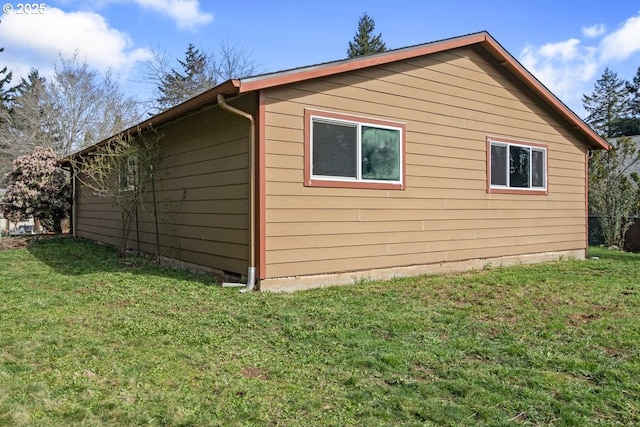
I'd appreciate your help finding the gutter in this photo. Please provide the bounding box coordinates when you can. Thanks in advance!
[216,93,256,292]
[59,79,242,164]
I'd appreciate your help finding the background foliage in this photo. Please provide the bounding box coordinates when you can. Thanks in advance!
[0,147,70,232]
[585,66,640,248]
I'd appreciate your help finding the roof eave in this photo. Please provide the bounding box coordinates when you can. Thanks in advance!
[237,32,489,93]
[61,79,242,163]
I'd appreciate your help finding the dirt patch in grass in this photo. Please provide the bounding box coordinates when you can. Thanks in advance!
[0,236,30,250]
[0,234,62,251]
[240,367,269,380]
[568,312,601,325]
[567,304,618,326]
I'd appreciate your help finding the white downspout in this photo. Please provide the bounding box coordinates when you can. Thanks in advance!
[72,169,77,236]
[217,93,256,292]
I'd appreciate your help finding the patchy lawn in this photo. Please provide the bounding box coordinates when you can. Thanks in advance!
[0,237,639,426]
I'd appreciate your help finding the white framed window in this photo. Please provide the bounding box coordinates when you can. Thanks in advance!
[305,109,405,190]
[487,137,547,194]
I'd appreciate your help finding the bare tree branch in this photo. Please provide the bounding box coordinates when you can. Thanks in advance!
[140,41,260,114]
[69,127,162,258]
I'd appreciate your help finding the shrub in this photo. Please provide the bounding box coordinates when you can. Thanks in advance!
[1,147,70,233]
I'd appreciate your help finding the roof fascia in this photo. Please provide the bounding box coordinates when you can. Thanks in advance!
[238,32,488,93]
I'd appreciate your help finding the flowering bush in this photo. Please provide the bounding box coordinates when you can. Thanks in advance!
[1,147,70,233]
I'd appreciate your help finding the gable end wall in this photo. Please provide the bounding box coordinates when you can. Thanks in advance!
[260,46,587,289]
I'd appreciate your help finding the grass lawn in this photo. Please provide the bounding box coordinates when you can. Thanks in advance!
[0,237,639,426]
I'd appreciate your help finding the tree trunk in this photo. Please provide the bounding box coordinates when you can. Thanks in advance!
[53,217,63,234]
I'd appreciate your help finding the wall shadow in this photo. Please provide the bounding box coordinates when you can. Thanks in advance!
[24,234,218,285]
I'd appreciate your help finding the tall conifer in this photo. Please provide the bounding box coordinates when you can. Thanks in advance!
[347,13,387,58]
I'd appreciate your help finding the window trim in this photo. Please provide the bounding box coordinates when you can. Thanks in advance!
[304,109,406,190]
[486,136,548,195]
[119,155,138,193]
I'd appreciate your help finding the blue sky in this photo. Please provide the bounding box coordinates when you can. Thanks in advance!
[1,0,640,118]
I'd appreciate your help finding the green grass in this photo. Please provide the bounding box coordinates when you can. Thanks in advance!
[0,237,639,426]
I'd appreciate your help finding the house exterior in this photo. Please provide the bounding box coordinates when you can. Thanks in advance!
[68,32,608,292]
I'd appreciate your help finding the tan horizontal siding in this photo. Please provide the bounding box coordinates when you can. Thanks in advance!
[262,45,588,279]
[267,224,585,251]
[150,170,248,193]
[127,216,248,238]
[265,203,584,224]
[266,216,582,238]
[150,185,249,203]
[75,95,254,275]
[265,206,586,228]
[75,227,118,246]
[267,231,584,265]
[162,152,249,179]
[266,240,583,279]
[358,49,575,134]
[74,174,120,248]
[265,182,584,203]
[265,64,581,148]
[265,195,586,211]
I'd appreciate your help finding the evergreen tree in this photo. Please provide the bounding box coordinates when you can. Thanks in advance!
[601,66,640,137]
[0,69,49,180]
[0,19,15,120]
[156,43,216,110]
[347,13,387,58]
[582,67,628,137]
[10,68,48,136]
[144,42,258,114]
[0,45,19,180]
[584,68,640,249]
[627,66,640,118]
[610,118,640,137]
[0,47,15,108]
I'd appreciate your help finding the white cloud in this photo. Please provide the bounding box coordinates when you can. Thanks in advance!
[582,24,606,38]
[600,13,640,62]
[520,40,598,107]
[0,7,152,80]
[132,0,213,30]
[538,38,581,60]
[519,11,640,117]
